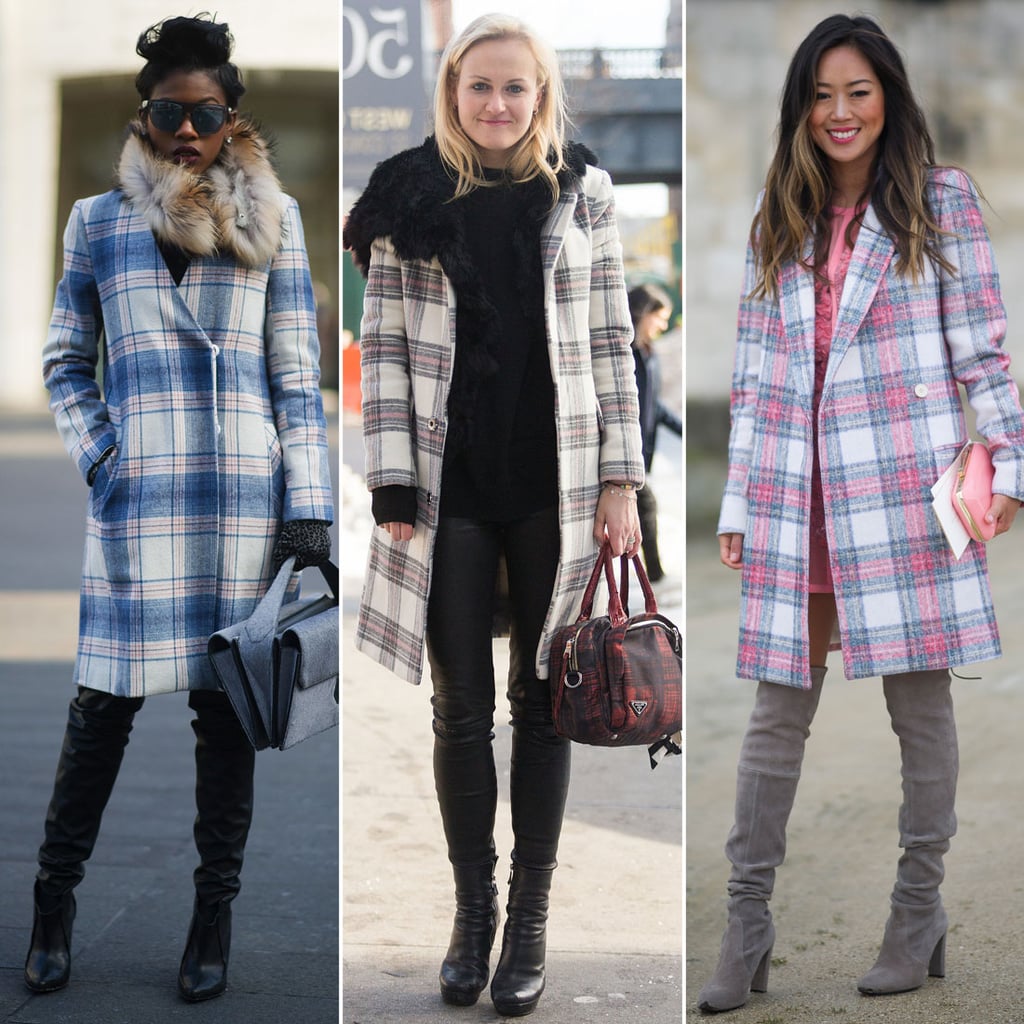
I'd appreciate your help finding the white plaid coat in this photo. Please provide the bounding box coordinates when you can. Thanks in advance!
[347,141,644,685]
[43,124,334,697]
[719,168,1024,689]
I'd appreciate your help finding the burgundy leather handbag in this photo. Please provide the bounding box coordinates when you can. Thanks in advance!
[550,542,682,759]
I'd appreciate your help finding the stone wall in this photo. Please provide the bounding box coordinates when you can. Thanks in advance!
[687,0,1024,409]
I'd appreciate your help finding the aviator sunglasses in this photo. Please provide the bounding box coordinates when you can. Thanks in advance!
[141,99,234,136]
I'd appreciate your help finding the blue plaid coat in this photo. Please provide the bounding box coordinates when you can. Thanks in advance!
[43,124,334,697]
[719,168,1024,689]
[345,141,644,685]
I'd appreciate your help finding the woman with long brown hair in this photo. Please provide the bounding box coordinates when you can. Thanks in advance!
[698,13,1024,1013]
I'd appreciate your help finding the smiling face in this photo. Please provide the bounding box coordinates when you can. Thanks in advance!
[809,44,885,190]
[142,69,235,175]
[453,38,541,168]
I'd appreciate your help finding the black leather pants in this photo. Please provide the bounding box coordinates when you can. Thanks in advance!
[426,506,571,870]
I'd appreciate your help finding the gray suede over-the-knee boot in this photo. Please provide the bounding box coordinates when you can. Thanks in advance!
[858,669,957,996]
[697,666,826,1014]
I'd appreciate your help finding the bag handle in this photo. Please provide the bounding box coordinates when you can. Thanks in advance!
[243,557,340,644]
[575,542,657,627]
[618,551,658,618]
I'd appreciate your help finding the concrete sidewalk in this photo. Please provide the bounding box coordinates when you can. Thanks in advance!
[340,423,684,1022]
[1,673,339,1024]
[342,620,682,1024]
[0,409,339,1024]
[686,480,1024,1023]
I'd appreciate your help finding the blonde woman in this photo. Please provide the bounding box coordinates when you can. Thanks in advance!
[344,13,643,1016]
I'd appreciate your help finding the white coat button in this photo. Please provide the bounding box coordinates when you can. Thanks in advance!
[914,383,929,398]
[428,418,438,430]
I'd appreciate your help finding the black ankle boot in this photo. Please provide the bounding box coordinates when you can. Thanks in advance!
[439,859,500,1005]
[24,883,76,992]
[178,898,232,1002]
[490,859,555,1017]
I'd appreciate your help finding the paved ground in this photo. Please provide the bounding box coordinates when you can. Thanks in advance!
[340,417,684,1023]
[0,408,339,1024]
[686,454,1024,1023]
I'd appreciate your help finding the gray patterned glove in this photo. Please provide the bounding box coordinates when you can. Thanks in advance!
[272,519,332,573]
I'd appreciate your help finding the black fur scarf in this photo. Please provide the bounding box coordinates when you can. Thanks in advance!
[343,136,598,466]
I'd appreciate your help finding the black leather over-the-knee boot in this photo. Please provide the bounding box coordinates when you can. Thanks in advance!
[178,691,255,1003]
[25,687,142,993]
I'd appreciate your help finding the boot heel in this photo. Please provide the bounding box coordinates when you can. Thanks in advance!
[928,932,946,978]
[750,946,772,993]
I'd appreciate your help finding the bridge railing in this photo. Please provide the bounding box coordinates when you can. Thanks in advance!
[429,47,682,82]
[557,47,682,80]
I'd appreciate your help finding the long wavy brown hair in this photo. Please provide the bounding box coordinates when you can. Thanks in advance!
[750,14,959,300]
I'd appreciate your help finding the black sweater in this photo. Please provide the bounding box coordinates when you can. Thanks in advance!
[372,171,558,526]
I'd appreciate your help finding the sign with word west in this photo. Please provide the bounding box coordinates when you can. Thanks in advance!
[343,0,427,189]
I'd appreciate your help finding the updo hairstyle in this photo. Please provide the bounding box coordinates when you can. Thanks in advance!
[134,13,246,106]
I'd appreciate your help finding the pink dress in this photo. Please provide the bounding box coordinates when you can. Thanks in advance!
[809,205,860,593]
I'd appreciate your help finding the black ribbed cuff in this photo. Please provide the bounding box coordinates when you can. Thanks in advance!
[371,485,417,526]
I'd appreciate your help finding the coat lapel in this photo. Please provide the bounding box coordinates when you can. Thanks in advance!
[126,205,213,342]
[777,237,816,404]
[824,204,895,391]
[540,187,573,276]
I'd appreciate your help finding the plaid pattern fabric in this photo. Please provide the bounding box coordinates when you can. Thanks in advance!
[356,165,644,684]
[550,612,683,746]
[43,191,333,697]
[719,168,1024,688]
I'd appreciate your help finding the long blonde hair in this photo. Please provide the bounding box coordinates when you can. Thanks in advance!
[433,13,569,200]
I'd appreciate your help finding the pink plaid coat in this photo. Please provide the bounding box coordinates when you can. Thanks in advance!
[719,168,1024,689]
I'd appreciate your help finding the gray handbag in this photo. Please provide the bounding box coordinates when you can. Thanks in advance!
[208,556,338,750]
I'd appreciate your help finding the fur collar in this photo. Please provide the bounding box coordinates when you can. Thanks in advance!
[116,118,284,268]
[343,137,598,480]
[342,136,597,277]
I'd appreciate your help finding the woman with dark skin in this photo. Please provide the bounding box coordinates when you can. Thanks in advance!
[25,14,333,1002]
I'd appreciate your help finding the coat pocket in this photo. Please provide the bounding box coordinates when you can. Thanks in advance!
[264,423,284,474]
[264,423,286,515]
[88,444,122,513]
[931,441,968,482]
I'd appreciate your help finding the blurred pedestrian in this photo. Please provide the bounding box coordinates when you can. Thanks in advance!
[26,14,333,1003]
[699,13,1024,1014]
[343,13,643,1016]
[628,282,682,584]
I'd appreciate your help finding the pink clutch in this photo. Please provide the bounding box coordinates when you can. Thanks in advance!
[952,442,995,542]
